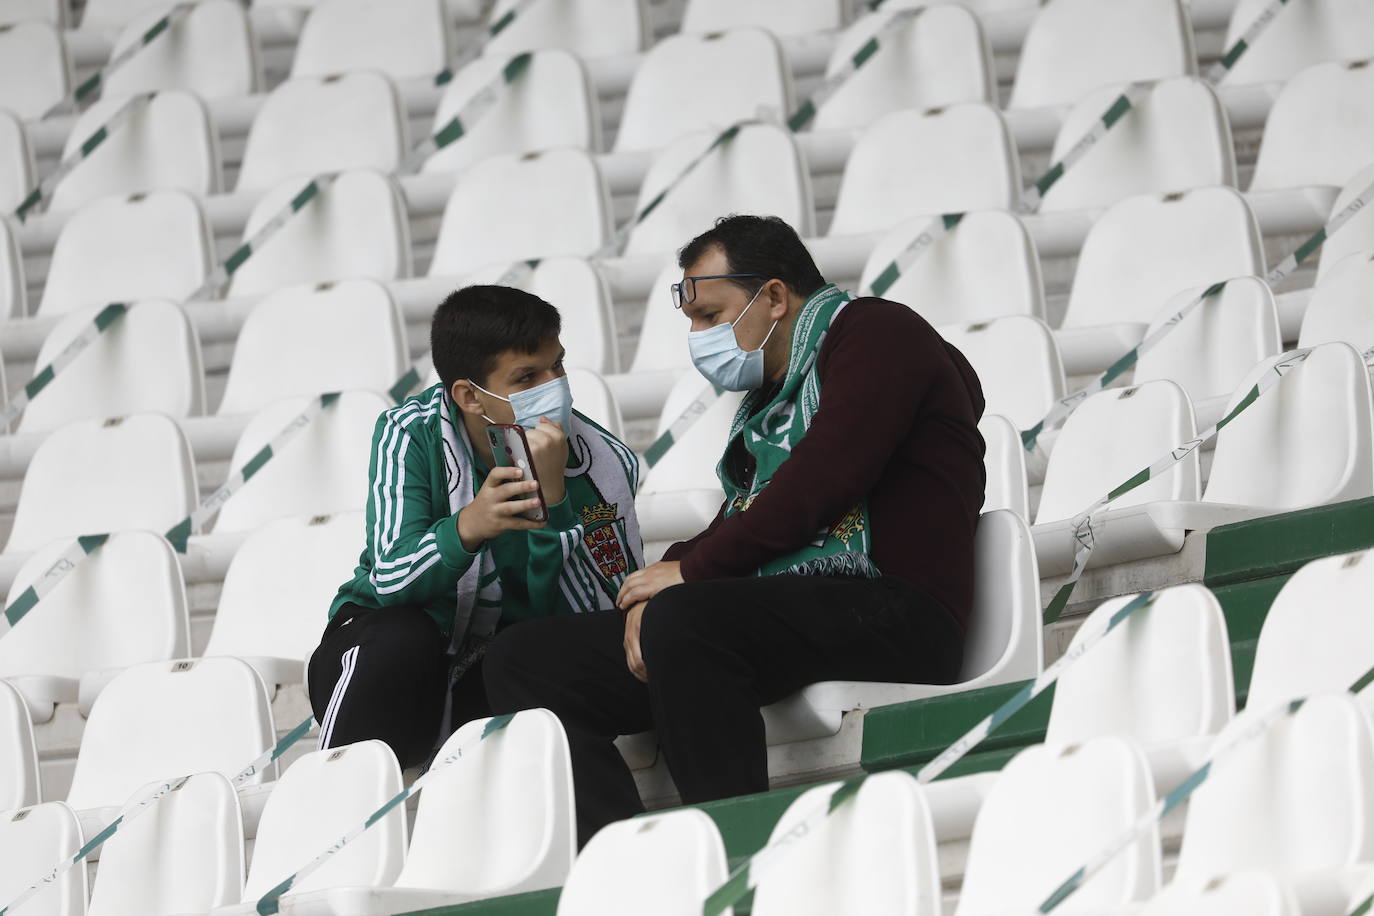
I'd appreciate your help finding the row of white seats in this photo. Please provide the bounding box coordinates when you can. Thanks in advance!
[6,540,1372,914]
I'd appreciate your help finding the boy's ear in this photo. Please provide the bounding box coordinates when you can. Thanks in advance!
[450,380,485,416]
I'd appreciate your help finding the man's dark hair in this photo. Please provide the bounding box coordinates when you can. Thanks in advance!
[430,285,561,391]
[677,214,826,300]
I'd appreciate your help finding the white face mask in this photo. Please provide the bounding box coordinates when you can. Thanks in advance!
[687,285,779,391]
[469,374,574,432]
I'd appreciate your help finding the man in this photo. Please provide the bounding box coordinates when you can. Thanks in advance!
[484,215,987,844]
[308,285,644,769]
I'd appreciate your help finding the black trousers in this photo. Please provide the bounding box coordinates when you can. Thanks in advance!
[482,574,964,846]
[307,603,493,769]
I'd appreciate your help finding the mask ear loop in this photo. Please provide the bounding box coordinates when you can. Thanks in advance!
[734,284,780,354]
[466,379,510,426]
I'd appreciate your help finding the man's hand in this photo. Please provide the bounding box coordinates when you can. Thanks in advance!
[524,417,568,506]
[457,466,547,551]
[623,600,648,683]
[616,561,683,610]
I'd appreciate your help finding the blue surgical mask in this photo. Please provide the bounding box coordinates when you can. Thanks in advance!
[687,286,779,391]
[471,374,574,433]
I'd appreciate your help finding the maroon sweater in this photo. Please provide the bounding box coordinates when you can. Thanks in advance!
[663,297,987,632]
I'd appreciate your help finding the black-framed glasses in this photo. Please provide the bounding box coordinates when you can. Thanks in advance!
[670,273,767,309]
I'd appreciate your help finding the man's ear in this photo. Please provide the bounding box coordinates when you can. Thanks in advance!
[766,277,790,319]
[450,379,486,417]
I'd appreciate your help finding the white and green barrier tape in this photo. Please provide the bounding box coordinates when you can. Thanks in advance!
[1202,0,1292,84]
[1036,657,1374,913]
[408,52,534,170]
[0,714,314,916]
[642,381,726,469]
[701,591,1160,915]
[433,0,538,87]
[251,713,516,916]
[1021,174,1374,454]
[0,304,127,430]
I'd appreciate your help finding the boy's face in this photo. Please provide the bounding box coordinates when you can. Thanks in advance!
[454,336,566,425]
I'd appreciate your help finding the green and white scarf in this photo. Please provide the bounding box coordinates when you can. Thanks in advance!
[718,283,879,579]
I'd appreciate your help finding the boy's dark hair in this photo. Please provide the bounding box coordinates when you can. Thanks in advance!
[430,285,561,391]
[677,214,826,300]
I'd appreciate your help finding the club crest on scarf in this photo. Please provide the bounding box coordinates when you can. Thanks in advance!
[579,502,631,580]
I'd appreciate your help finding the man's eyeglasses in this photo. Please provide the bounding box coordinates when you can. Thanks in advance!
[670,273,767,309]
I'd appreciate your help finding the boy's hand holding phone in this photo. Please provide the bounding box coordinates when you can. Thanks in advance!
[456,467,548,551]
[523,417,568,506]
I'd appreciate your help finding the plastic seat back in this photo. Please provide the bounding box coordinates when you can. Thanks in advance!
[628,260,694,375]
[812,5,994,132]
[0,801,86,916]
[1249,60,1374,192]
[1039,77,1233,213]
[1298,252,1374,354]
[557,809,728,915]
[1219,0,1374,86]
[38,190,213,317]
[1203,342,1374,510]
[227,170,410,297]
[1140,870,1300,915]
[243,741,405,899]
[213,391,390,533]
[86,772,243,916]
[1316,163,1374,281]
[956,737,1162,913]
[1135,277,1281,403]
[429,149,610,275]
[1037,380,1200,525]
[104,0,260,100]
[483,0,648,59]
[939,316,1064,430]
[0,20,70,119]
[0,530,190,685]
[292,0,448,81]
[753,772,939,915]
[1172,692,1374,890]
[67,657,275,810]
[565,371,623,440]
[0,215,23,321]
[1009,0,1194,109]
[237,72,407,193]
[829,104,1020,236]
[0,680,41,811]
[7,413,197,552]
[640,372,744,496]
[960,508,1042,684]
[861,210,1044,325]
[626,123,813,256]
[681,0,841,35]
[0,108,35,216]
[614,28,791,153]
[422,50,599,174]
[0,0,66,26]
[1062,187,1263,328]
[1048,585,1235,746]
[49,91,220,213]
[398,710,575,895]
[980,415,1029,520]
[82,0,188,33]
[204,512,363,668]
[19,300,205,433]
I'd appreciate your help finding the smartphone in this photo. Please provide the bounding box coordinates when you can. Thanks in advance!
[485,424,549,523]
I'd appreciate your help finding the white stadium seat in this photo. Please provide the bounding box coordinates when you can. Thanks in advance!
[1218,0,1374,86]
[0,109,35,216]
[1133,870,1301,916]
[557,809,729,916]
[216,740,405,915]
[47,90,221,213]
[227,170,412,297]
[0,679,41,811]
[6,413,197,552]
[37,190,214,317]
[0,801,86,916]
[0,530,190,723]
[939,316,1065,430]
[81,0,189,33]
[421,50,600,175]
[428,149,611,276]
[1038,77,1235,213]
[829,104,1020,237]
[956,737,1162,913]
[1008,0,1194,110]
[753,772,940,916]
[625,123,814,257]
[87,772,243,916]
[104,0,261,100]
[810,5,995,132]
[218,280,406,415]
[203,511,364,689]
[0,216,24,320]
[614,28,792,154]
[1298,252,1374,354]
[980,415,1029,520]
[0,20,70,120]
[213,390,391,533]
[1248,59,1374,194]
[0,0,67,27]
[18,299,206,433]
[680,0,843,37]
[860,210,1046,325]
[564,369,624,440]
[236,72,408,194]
[483,0,648,60]
[291,0,448,82]
[603,259,696,422]
[66,656,276,811]
[1316,162,1374,282]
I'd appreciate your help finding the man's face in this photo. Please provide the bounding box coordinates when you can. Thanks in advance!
[468,337,566,425]
[679,248,776,353]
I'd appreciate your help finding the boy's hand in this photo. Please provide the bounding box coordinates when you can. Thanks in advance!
[457,466,547,551]
[524,417,568,506]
